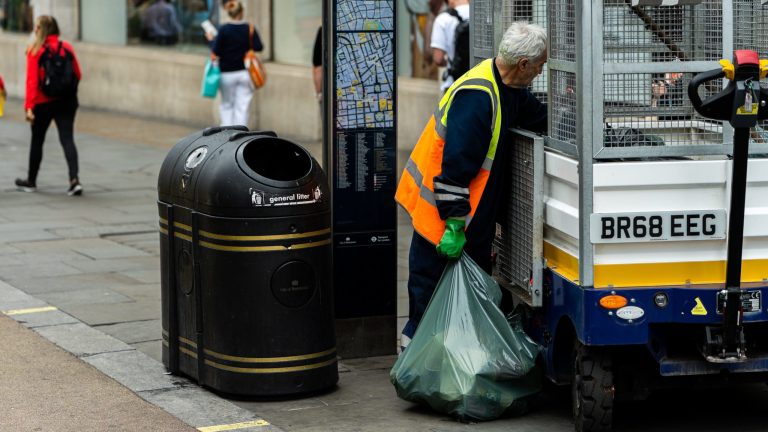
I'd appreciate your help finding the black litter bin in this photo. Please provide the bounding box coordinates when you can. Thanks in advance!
[158,126,337,396]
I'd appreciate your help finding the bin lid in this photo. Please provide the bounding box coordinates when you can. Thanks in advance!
[158,128,329,218]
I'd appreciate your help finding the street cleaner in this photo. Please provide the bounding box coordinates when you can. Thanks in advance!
[395,21,548,351]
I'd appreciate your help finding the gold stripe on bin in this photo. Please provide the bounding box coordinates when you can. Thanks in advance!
[180,346,198,359]
[199,228,331,242]
[204,357,337,374]
[163,333,336,365]
[203,347,336,364]
[159,218,330,251]
[174,222,192,232]
[175,232,193,242]
[198,238,331,252]
[179,336,197,348]
[158,218,191,231]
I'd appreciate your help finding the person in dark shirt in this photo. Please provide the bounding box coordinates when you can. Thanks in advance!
[312,27,322,103]
[206,0,263,126]
[395,22,548,351]
[140,0,181,45]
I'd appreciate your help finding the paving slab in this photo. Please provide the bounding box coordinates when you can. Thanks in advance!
[83,349,179,392]
[8,308,81,328]
[36,287,134,307]
[0,261,83,282]
[7,271,142,294]
[141,387,282,432]
[132,339,163,363]
[61,299,161,326]
[35,322,134,357]
[62,255,159,273]
[48,222,157,239]
[96,319,162,344]
[111,283,162,302]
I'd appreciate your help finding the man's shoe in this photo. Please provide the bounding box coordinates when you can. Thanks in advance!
[67,179,83,196]
[15,178,37,192]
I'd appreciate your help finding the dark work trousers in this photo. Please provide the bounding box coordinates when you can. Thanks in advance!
[402,231,497,340]
[28,97,79,184]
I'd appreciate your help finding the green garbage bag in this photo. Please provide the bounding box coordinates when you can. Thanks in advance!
[390,253,541,421]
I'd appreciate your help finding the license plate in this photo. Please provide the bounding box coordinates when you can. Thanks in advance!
[716,290,762,314]
[589,210,726,243]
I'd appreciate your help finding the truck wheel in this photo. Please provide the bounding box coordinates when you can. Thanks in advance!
[572,343,614,431]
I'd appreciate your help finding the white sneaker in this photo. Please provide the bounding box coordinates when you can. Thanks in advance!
[399,334,412,355]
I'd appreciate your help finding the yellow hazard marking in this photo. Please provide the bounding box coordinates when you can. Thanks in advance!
[691,297,708,316]
[736,105,758,115]
[545,242,768,288]
[197,419,270,431]
[3,306,58,316]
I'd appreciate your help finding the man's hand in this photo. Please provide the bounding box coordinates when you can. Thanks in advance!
[25,108,35,123]
[436,217,466,259]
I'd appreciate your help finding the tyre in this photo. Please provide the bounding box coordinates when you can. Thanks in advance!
[572,343,614,431]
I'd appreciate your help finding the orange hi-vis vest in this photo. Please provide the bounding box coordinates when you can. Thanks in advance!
[395,58,503,244]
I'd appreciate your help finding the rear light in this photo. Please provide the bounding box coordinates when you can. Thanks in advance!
[599,294,628,309]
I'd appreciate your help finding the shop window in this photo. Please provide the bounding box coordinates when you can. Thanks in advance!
[127,0,218,49]
[0,0,33,33]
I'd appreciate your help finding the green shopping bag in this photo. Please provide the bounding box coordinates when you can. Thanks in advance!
[390,253,541,421]
[201,57,220,98]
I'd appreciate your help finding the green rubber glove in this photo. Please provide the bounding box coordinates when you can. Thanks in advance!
[436,217,466,259]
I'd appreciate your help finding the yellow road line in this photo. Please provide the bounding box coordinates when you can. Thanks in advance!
[197,419,270,432]
[3,306,58,316]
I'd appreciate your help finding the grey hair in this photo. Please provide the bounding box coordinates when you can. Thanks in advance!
[497,22,548,66]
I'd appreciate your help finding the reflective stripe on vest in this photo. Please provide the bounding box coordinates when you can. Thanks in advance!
[395,59,502,244]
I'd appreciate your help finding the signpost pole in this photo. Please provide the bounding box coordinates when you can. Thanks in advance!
[325,0,398,358]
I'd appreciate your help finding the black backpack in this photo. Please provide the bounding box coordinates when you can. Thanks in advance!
[38,42,78,98]
[445,8,470,80]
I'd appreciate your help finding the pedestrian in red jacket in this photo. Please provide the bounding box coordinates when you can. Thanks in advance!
[0,74,6,117]
[15,15,83,196]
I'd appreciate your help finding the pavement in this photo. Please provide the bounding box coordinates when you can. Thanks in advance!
[4,98,768,432]
[0,97,578,432]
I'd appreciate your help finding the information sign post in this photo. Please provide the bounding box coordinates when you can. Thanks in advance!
[323,0,397,358]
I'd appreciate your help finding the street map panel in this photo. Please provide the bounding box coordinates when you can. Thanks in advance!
[335,0,394,130]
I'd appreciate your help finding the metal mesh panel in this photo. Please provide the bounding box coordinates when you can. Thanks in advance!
[471,0,495,65]
[495,133,536,294]
[734,0,768,58]
[603,73,724,148]
[471,1,549,92]
[734,0,768,134]
[551,70,577,145]
[603,0,724,63]
[500,1,549,95]
[548,0,575,62]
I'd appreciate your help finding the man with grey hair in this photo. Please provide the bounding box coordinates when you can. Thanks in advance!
[395,21,548,351]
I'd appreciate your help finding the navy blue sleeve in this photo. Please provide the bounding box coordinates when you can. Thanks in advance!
[517,91,547,134]
[433,89,493,220]
[210,34,218,54]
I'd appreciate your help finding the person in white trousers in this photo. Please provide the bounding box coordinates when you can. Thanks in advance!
[205,1,263,127]
[219,70,253,126]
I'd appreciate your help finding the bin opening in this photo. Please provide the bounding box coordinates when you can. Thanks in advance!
[242,138,312,182]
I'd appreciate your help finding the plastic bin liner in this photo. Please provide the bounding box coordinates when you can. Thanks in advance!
[390,253,540,421]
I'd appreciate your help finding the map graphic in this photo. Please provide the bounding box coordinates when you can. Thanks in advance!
[335,0,394,31]
[335,32,394,129]
[335,0,394,130]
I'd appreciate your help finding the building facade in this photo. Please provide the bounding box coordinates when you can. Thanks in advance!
[0,0,439,145]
